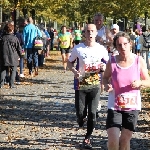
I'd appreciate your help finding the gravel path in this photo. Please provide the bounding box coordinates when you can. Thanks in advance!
[0,52,150,150]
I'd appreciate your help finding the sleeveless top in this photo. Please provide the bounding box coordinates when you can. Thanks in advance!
[108,55,141,111]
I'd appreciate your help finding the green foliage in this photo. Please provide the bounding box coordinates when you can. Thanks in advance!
[1,0,150,24]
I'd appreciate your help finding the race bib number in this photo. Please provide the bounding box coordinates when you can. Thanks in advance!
[84,63,100,72]
[116,93,137,108]
[62,40,67,46]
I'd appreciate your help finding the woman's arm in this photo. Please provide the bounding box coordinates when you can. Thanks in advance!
[103,60,113,92]
[131,56,150,88]
[140,56,150,87]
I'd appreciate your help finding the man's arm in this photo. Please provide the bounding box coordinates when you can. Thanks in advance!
[67,48,81,78]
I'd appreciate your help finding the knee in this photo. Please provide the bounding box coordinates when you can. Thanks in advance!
[119,135,131,146]
[88,112,96,122]
[107,140,119,150]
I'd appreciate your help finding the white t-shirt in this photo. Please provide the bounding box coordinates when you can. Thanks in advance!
[69,42,109,90]
[97,26,106,40]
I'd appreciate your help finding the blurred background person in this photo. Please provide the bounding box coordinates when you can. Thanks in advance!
[0,23,22,88]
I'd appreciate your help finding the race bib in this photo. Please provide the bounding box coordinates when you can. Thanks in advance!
[116,93,137,108]
[62,40,67,46]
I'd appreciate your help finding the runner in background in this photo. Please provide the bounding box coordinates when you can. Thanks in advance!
[58,25,73,72]
[93,13,112,96]
[73,26,82,46]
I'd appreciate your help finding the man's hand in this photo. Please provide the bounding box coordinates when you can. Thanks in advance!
[100,63,106,71]
[74,70,82,79]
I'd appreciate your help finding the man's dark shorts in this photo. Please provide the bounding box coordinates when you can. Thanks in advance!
[60,47,71,55]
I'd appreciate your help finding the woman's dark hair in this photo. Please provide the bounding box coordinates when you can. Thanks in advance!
[3,23,14,33]
[113,31,131,47]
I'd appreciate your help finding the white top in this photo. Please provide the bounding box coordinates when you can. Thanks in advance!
[97,26,106,40]
[69,42,109,90]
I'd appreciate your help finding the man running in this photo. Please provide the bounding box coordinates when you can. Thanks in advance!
[67,24,109,149]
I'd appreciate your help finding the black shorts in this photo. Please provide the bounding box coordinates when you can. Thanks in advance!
[60,47,71,55]
[135,49,140,52]
[74,40,80,45]
[106,109,139,131]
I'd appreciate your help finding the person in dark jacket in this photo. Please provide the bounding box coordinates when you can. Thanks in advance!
[0,23,22,88]
[15,25,25,78]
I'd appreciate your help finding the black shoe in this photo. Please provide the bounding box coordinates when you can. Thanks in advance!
[81,139,92,149]
[10,86,17,89]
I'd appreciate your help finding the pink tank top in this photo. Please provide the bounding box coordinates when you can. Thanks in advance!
[110,55,141,111]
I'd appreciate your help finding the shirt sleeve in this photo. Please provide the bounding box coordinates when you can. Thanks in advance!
[68,47,78,62]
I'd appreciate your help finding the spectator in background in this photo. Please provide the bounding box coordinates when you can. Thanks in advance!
[15,25,25,78]
[49,27,54,50]
[128,27,135,53]
[23,17,42,77]
[0,23,22,88]
[44,28,51,57]
[135,29,141,56]
[73,27,82,45]
[38,24,50,66]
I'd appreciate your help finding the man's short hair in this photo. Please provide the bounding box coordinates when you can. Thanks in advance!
[27,17,33,23]
[94,12,104,20]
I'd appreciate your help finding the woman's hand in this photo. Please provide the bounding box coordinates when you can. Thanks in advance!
[104,84,113,92]
[131,80,142,88]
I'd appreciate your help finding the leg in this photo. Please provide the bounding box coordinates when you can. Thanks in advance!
[86,87,100,140]
[119,110,139,150]
[106,109,122,150]
[107,127,120,150]
[100,72,104,94]
[32,48,39,75]
[0,66,7,87]
[27,48,33,74]
[75,90,87,127]
[19,57,24,75]
[65,52,71,69]
[9,66,17,88]
[5,67,10,84]
[51,39,54,50]
[65,48,71,70]
[119,128,132,150]
[60,48,67,71]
